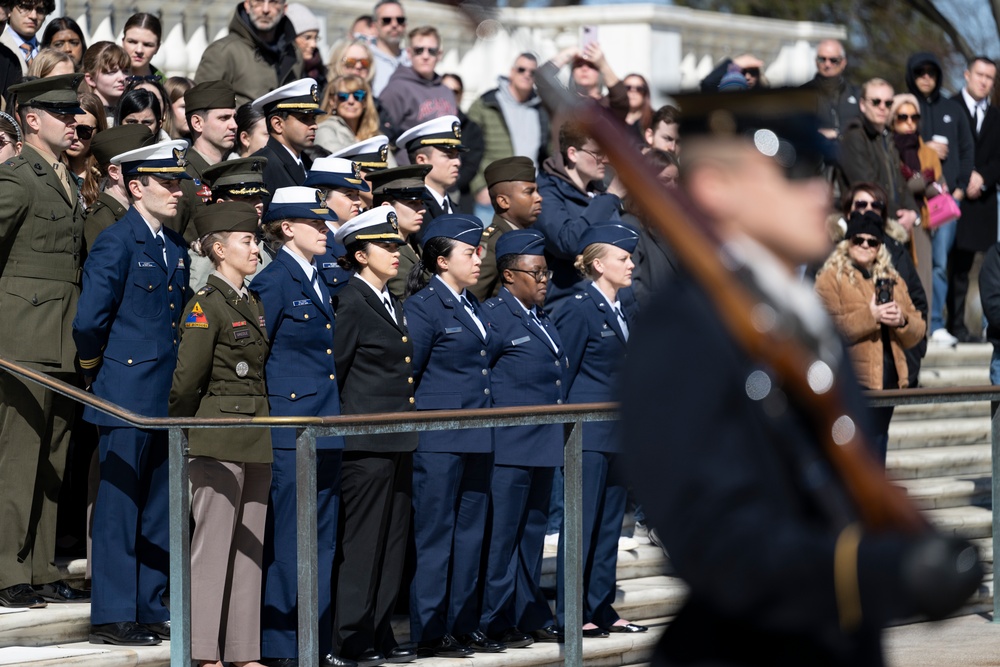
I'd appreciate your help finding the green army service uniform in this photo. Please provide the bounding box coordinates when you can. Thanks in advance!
[0,142,85,588]
[83,192,128,252]
[169,274,272,462]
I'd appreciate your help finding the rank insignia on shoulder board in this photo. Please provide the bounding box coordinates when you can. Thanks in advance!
[185,302,209,328]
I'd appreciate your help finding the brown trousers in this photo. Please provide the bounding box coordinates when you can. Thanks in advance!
[189,457,271,663]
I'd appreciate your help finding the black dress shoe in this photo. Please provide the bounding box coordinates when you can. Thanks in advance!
[491,627,533,648]
[342,649,379,667]
[89,621,160,646]
[141,620,170,639]
[607,622,648,633]
[384,646,416,663]
[416,634,474,658]
[0,584,46,608]
[530,625,564,643]
[34,580,90,603]
[323,653,360,667]
[261,659,297,667]
[456,630,506,653]
[582,627,609,638]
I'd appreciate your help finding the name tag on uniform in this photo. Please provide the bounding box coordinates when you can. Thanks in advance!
[601,330,616,338]
[177,258,185,268]
[321,262,336,268]
[233,328,250,340]
[138,261,157,268]
[445,326,462,334]
[292,299,312,307]
[511,336,531,346]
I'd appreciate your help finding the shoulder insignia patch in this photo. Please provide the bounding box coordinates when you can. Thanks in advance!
[185,302,209,328]
[482,226,496,239]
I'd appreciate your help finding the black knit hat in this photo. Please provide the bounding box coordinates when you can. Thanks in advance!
[845,210,884,242]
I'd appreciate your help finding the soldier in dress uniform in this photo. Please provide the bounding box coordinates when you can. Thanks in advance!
[366,164,432,301]
[331,134,392,209]
[403,214,505,658]
[189,156,271,290]
[395,116,466,222]
[249,187,355,667]
[251,78,325,208]
[469,157,543,301]
[620,89,983,666]
[169,202,272,667]
[73,139,192,645]
[0,73,90,609]
[304,156,369,296]
[480,229,568,646]
[85,124,156,250]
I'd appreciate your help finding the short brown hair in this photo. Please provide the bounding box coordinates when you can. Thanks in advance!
[408,26,440,47]
[558,121,590,162]
[82,41,129,77]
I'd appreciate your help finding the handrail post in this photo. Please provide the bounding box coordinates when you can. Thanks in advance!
[564,419,584,665]
[993,400,1000,623]
[296,426,320,664]
[168,427,191,667]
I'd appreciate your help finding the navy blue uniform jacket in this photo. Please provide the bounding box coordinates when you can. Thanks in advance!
[73,207,190,426]
[404,275,500,453]
[483,288,568,467]
[250,248,344,450]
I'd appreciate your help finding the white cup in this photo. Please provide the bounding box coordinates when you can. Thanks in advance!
[932,134,949,145]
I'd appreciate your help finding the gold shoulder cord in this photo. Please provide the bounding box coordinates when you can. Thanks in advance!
[834,522,863,632]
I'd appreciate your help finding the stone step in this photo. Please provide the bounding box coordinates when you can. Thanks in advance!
[897,475,992,510]
[917,366,991,388]
[922,343,992,368]
[922,506,994,539]
[0,642,168,666]
[888,417,991,450]
[891,400,991,422]
[887,444,992,479]
[541,544,670,589]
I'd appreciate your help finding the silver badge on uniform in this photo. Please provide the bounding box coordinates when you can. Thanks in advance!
[236,361,249,377]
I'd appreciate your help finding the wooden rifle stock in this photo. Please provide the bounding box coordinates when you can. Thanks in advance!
[548,91,925,534]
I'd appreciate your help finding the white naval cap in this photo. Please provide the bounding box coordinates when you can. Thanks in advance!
[331,134,390,170]
[334,205,405,245]
[395,115,465,154]
[110,139,192,179]
[251,78,324,116]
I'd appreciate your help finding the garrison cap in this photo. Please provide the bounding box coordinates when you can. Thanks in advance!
[263,186,337,229]
[496,229,546,259]
[201,157,269,197]
[304,156,371,192]
[184,80,237,113]
[396,115,466,154]
[578,221,639,254]
[252,78,324,116]
[195,201,259,237]
[334,205,405,245]
[421,213,483,249]
[111,139,193,180]
[368,164,432,201]
[90,124,155,168]
[484,156,536,188]
[10,73,84,115]
[673,87,834,179]
[331,135,390,171]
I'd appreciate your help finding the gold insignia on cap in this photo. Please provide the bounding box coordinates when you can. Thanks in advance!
[352,161,362,180]
[172,146,188,167]
[311,84,319,103]
[387,210,398,230]
[315,188,325,205]
[379,144,389,162]
[452,121,462,139]
[251,160,263,172]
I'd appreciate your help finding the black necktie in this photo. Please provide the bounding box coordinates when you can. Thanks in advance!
[155,235,166,267]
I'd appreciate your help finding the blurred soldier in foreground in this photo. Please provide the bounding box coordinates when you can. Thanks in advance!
[620,90,982,666]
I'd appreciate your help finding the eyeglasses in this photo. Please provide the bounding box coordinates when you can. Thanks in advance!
[509,267,553,282]
[336,90,367,103]
[578,147,606,162]
[342,57,371,69]
[816,56,844,64]
[852,199,884,212]
[865,98,890,108]
[515,66,536,76]
[742,68,760,78]
[380,15,406,25]
[896,113,921,122]
[0,135,12,149]
[851,235,882,249]
[411,46,440,57]
[915,67,937,78]
[14,2,47,15]
[126,74,162,84]
[75,124,96,140]
[625,84,647,93]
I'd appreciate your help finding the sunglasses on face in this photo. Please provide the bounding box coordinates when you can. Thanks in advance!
[742,68,760,78]
[896,113,921,123]
[625,84,647,93]
[14,2,47,14]
[866,98,890,108]
[342,57,371,69]
[75,124,96,140]
[411,46,440,57]
[816,56,844,64]
[336,90,367,103]
[851,235,881,249]
[853,199,884,212]
[915,67,936,78]
[126,74,162,84]
[380,16,406,25]
[515,66,536,76]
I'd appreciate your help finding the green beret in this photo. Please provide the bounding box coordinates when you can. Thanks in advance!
[484,156,536,188]
[184,80,237,113]
[90,125,155,167]
[201,157,269,197]
[10,74,84,114]
[194,201,259,238]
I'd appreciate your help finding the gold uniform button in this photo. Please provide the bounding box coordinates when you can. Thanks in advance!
[167,285,173,292]
[329,374,335,380]
[326,323,331,330]
[290,393,297,399]
[304,314,309,319]
[409,397,415,404]
[326,348,332,355]
[127,358,133,365]
[171,322,176,328]
[405,356,411,363]
[169,303,175,310]
[147,284,153,289]
[402,336,408,343]
[408,377,413,384]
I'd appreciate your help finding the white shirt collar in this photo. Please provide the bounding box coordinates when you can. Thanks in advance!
[355,273,391,302]
[280,141,303,166]
[281,245,317,281]
[141,215,163,242]
[434,274,467,302]
[426,185,449,209]
[962,87,988,113]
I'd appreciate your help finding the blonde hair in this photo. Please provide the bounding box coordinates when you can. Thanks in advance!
[574,243,609,280]
[816,238,899,286]
[27,48,74,78]
[320,75,380,140]
[890,93,921,128]
[327,38,375,84]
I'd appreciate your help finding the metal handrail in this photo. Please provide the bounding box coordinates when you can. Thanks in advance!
[0,355,614,666]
